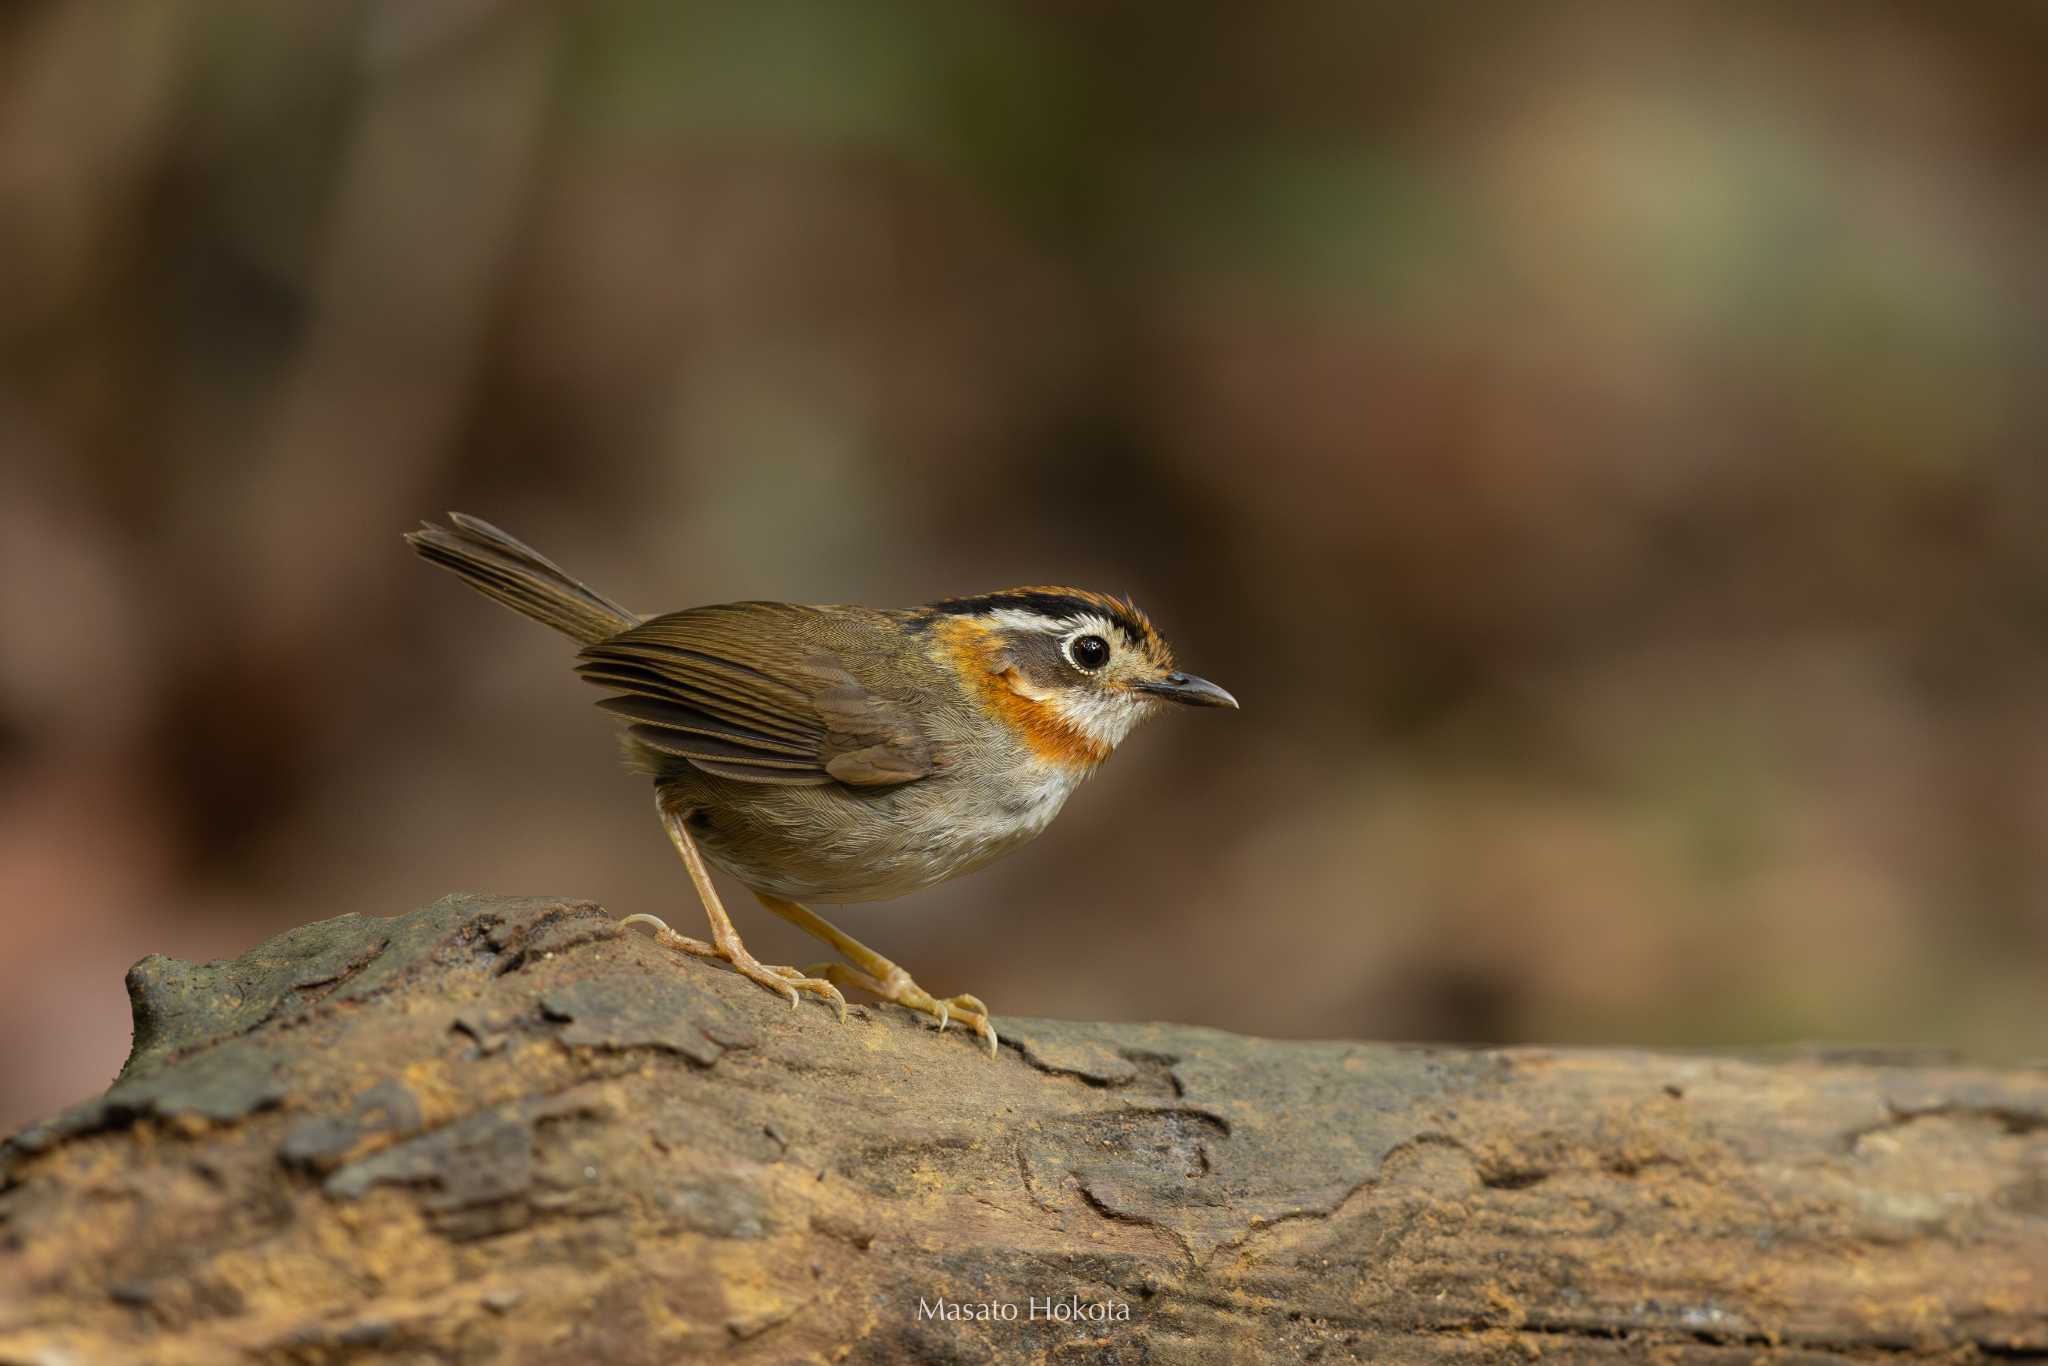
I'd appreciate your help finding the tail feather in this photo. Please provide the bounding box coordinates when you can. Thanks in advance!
[406,513,637,644]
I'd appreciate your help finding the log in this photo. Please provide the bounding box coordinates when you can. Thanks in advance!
[1,893,2043,1364]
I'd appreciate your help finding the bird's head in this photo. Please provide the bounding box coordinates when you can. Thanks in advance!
[914,587,1236,771]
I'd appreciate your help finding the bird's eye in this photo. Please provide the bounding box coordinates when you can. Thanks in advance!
[1069,634,1111,671]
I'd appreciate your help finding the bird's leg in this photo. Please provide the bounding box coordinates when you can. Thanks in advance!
[619,802,845,1019]
[752,891,996,1056]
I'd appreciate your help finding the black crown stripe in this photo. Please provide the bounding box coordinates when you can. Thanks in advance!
[914,591,1150,648]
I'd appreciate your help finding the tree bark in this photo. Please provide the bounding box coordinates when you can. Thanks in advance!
[1,894,2043,1364]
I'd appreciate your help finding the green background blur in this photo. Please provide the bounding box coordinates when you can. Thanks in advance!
[3,1,2045,1130]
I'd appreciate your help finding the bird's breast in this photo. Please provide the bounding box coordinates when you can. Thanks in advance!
[680,759,1085,904]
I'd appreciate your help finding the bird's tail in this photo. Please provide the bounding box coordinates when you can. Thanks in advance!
[406,512,637,645]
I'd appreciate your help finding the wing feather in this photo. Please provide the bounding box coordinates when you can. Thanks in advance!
[685,759,834,787]
[594,696,813,756]
[624,724,823,770]
[577,606,937,788]
[575,659,817,746]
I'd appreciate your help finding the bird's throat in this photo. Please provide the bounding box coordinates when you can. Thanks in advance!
[989,667,1113,771]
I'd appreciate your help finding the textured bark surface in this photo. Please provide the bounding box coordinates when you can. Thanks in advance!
[1,894,2044,1364]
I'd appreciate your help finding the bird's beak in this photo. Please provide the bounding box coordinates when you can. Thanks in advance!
[1136,672,1239,709]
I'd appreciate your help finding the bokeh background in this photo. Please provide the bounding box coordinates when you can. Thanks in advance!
[4,0,2046,1131]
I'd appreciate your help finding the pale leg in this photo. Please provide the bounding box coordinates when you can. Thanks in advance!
[619,800,845,1018]
[752,891,996,1056]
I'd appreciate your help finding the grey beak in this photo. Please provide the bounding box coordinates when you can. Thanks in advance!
[1139,672,1239,709]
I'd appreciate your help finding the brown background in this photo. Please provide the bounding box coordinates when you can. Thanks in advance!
[3,0,2045,1131]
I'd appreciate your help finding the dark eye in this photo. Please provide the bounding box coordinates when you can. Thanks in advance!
[1069,634,1111,671]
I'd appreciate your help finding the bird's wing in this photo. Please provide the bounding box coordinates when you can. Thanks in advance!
[576,603,938,788]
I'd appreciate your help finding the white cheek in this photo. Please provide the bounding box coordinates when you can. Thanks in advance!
[1046,689,1152,750]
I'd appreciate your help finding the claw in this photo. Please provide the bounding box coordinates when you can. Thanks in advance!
[632,920,846,1020]
[645,806,848,1024]
[772,967,848,1020]
[932,1000,951,1032]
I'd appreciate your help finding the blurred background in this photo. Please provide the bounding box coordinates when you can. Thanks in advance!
[4,0,2046,1131]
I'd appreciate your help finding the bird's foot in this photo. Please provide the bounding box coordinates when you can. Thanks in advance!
[620,913,846,1019]
[807,961,997,1056]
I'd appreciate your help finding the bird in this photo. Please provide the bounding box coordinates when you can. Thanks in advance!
[405,513,1237,1055]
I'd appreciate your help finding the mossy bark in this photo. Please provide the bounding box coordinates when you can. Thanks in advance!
[2,894,2044,1363]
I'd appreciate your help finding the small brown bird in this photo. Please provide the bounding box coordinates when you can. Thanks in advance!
[407,514,1236,1054]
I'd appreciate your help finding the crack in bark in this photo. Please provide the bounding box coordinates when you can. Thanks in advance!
[1844,1099,2048,1151]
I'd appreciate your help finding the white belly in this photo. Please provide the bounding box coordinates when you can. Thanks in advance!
[697,761,1085,904]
